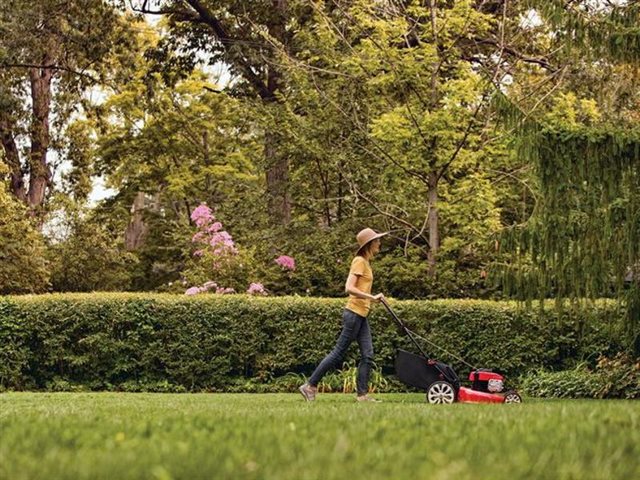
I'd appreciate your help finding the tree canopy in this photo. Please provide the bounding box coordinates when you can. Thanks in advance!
[1,0,638,352]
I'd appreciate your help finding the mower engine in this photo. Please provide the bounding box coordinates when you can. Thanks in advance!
[469,369,504,393]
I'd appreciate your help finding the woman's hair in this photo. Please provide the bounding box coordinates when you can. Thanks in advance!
[358,241,374,258]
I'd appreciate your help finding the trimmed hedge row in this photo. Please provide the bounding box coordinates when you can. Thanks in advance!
[0,293,627,392]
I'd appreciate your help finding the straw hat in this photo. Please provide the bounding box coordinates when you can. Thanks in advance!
[356,228,389,254]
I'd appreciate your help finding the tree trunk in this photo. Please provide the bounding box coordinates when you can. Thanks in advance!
[27,65,54,213]
[427,171,439,278]
[263,2,291,226]
[265,129,291,225]
[0,117,26,202]
[160,0,293,226]
[337,170,343,222]
[125,192,148,251]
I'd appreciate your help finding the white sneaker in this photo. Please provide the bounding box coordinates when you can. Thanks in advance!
[299,383,317,401]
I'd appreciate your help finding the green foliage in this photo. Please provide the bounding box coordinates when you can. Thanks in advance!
[375,246,496,299]
[0,0,138,214]
[494,2,640,353]
[0,293,628,392]
[497,112,640,351]
[0,181,49,294]
[244,223,358,297]
[1,0,638,367]
[522,354,640,399]
[46,203,138,292]
[83,0,527,301]
[315,360,389,395]
[523,0,640,63]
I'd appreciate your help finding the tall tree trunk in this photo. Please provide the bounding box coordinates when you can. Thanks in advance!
[0,116,26,202]
[337,170,343,222]
[263,2,291,225]
[265,128,291,225]
[427,1,440,277]
[27,64,53,213]
[125,192,148,250]
[427,171,439,278]
[150,0,294,225]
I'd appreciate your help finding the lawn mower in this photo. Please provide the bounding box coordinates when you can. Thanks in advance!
[381,299,522,404]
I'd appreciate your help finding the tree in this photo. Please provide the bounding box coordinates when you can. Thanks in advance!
[0,0,133,218]
[131,0,321,226]
[46,200,138,292]
[496,1,640,352]
[89,44,262,288]
[117,2,531,291]
[271,0,529,279]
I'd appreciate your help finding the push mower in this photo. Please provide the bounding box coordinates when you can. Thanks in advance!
[381,299,522,404]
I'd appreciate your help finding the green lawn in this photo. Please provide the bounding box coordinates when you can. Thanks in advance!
[1,393,638,480]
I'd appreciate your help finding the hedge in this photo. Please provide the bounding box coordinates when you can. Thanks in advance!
[0,293,628,392]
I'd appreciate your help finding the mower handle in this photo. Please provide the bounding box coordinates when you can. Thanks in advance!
[380,297,407,328]
[380,297,476,370]
[380,297,430,359]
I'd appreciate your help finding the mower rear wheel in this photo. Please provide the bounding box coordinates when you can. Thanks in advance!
[426,381,456,404]
[504,391,522,403]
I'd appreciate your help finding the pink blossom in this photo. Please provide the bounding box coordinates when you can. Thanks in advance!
[209,231,235,248]
[247,282,267,295]
[207,222,223,233]
[185,286,202,295]
[209,231,237,255]
[275,255,296,271]
[189,207,239,271]
[213,246,238,256]
[215,286,235,294]
[192,232,206,243]
[191,203,214,227]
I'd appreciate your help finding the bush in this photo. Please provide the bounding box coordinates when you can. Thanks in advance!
[521,354,640,399]
[0,185,50,294]
[0,293,629,392]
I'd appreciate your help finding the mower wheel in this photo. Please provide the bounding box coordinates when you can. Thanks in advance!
[426,381,456,404]
[504,391,522,403]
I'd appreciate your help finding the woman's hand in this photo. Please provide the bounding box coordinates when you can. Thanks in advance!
[372,293,385,303]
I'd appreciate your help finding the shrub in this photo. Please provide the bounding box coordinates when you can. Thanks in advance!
[0,293,629,392]
[521,354,640,399]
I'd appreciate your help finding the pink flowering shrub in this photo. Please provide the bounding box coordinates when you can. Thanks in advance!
[183,202,256,294]
[215,286,235,295]
[190,204,237,257]
[183,203,301,296]
[247,282,267,295]
[190,204,214,228]
[275,255,296,271]
[184,281,217,295]
[184,280,236,295]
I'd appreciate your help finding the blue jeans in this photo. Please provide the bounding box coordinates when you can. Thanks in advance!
[308,309,374,396]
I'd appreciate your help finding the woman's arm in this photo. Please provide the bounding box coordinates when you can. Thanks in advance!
[345,273,384,302]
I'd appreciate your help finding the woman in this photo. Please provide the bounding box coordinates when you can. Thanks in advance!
[299,227,388,402]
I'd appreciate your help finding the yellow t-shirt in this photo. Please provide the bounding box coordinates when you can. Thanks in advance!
[345,255,373,317]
